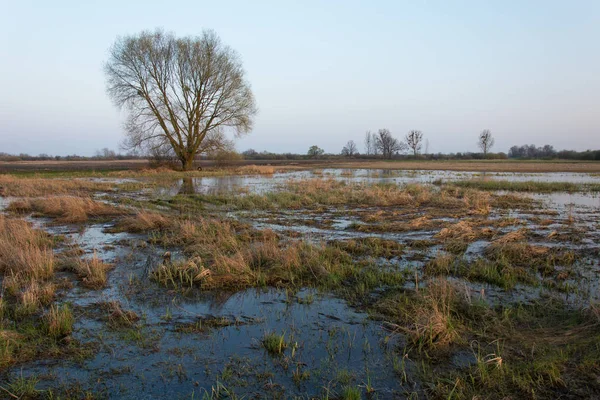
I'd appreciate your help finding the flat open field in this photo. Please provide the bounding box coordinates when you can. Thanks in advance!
[0,165,599,398]
[2,158,600,173]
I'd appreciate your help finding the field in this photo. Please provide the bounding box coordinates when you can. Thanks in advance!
[0,163,599,399]
[2,158,600,174]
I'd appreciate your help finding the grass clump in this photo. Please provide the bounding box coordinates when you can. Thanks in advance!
[70,252,114,289]
[3,374,42,399]
[0,174,113,197]
[175,316,247,334]
[453,179,600,193]
[236,165,275,175]
[176,179,496,215]
[102,301,140,329]
[374,279,461,354]
[44,304,74,339]
[8,196,126,223]
[339,386,362,400]
[118,210,171,232]
[0,215,55,282]
[151,257,210,288]
[332,237,404,258]
[262,332,287,355]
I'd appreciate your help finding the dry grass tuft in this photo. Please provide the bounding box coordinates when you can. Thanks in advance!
[119,211,171,232]
[16,281,56,316]
[379,279,461,352]
[424,253,457,276]
[492,228,528,245]
[8,196,126,223]
[103,301,140,328]
[436,221,476,241]
[0,175,112,197]
[150,217,356,290]
[151,257,211,288]
[0,215,55,283]
[71,252,114,289]
[236,165,275,175]
[45,304,74,339]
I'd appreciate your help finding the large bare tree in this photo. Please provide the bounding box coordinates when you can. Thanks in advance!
[104,29,257,170]
[405,130,423,156]
[478,129,495,157]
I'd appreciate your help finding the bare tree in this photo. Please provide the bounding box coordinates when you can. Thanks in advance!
[478,129,495,157]
[341,140,358,157]
[364,131,373,155]
[375,129,405,159]
[405,130,423,157]
[371,131,380,156]
[104,29,257,170]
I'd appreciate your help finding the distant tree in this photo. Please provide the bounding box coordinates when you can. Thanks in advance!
[405,130,423,156]
[307,145,325,158]
[341,140,358,157]
[541,145,556,158]
[95,148,117,159]
[371,132,380,156]
[478,129,495,157]
[364,131,373,156]
[375,129,405,159]
[104,29,257,170]
[242,149,258,158]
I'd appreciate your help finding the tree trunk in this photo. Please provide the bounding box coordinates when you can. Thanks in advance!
[182,156,194,171]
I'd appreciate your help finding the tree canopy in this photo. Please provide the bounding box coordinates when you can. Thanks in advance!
[104,29,257,170]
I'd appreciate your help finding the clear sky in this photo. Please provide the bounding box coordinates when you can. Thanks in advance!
[1,0,598,156]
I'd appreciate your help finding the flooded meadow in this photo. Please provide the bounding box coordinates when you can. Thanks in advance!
[0,167,599,399]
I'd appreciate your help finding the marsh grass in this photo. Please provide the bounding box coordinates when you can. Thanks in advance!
[339,386,362,400]
[175,180,499,214]
[485,240,576,275]
[174,316,253,334]
[3,375,41,399]
[147,217,405,294]
[118,211,171,232]
[8,196,127,223]
[375,279,461,354]
[102,301,140,329]
[0,174,113,197]
[151,257,210,288]
[429,298,600,399]
[236,165,275,175]
[424,252,539,289]
[452,179,600,193]
[332,237,404,258]
[71,252,114,289]
[45,304,74,339]
[262,332,287,355]
[0,216,56,317]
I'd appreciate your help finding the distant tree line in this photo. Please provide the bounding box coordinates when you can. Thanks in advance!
[2,133,598,163]
[508,144,600,160]
[0,150,141,162]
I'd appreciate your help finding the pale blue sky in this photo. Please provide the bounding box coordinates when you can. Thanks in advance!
[1,0,598,156]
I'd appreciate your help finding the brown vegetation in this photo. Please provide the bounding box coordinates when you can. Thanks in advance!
[119,211,171,232]
[0,174,112,197]
[69,252,114,289]
[0,215,55,284]
[8,196,126,223]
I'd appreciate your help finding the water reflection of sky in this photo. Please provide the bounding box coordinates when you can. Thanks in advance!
[151,169,600,199]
